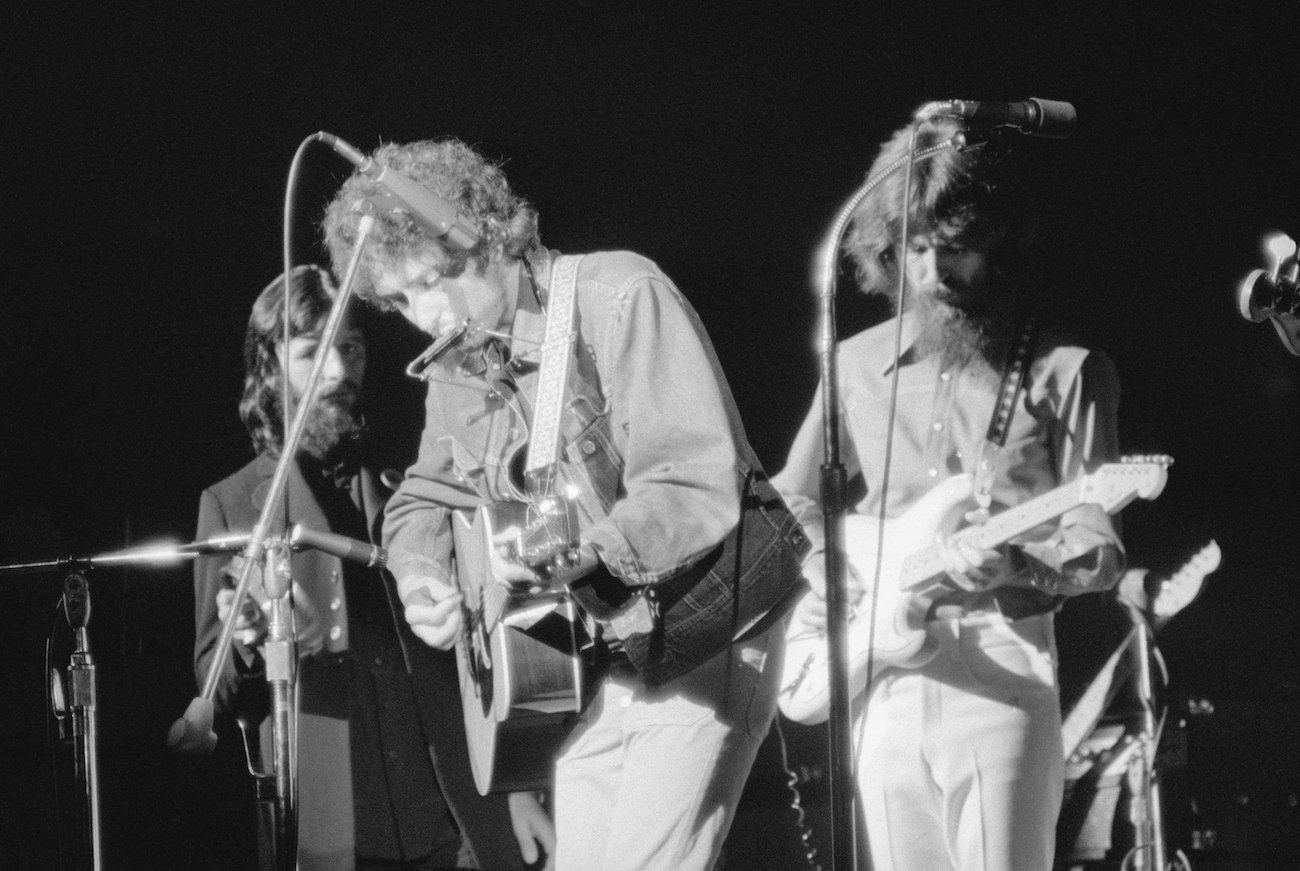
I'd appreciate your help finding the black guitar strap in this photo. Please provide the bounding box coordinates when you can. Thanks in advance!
[973,309,1039,510]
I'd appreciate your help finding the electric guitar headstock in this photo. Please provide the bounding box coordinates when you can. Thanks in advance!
[1238,231,1299,356]
[1151,539,1222,620]
[1078,454,1175,513]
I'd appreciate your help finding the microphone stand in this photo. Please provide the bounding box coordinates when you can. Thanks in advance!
[168,211,379,871]
[260,542,297,871]
[1,544,247,871]
[1120,598,1171,871]
[809,126,970,871]
[63,572,103,871]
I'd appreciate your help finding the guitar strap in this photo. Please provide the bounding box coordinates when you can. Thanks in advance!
[972,309,1038,511]
[524,254,583,479]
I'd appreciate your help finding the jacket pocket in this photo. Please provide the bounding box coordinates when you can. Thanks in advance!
[560,394,621,518]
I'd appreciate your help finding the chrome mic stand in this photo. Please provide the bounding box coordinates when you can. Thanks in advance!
[63,572,103,871]
[2,543,244,871]
[809,119,970,871]
[168,210,379,870]
[252,541,298,871]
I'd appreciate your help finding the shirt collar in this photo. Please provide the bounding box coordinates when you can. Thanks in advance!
[873,310,925,377]
[506,248,558,370]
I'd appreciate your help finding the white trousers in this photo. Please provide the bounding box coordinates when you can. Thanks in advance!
[552,618,786,871]
[856,611,1064,871]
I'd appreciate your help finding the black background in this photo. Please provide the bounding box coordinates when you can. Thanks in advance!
[3,3,1297,868]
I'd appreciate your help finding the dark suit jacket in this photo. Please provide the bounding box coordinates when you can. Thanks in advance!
[194,453,521,870]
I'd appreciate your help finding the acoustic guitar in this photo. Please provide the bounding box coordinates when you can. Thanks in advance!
[451,480,648,795]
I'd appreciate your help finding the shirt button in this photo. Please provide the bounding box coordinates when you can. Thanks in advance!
[927,467,939,478]
[509,427,520,439]
[931,422,944,432]
[581,441,597,455]
[329,626,342,641]
[619,695,632,709]
[940,371,952,382]
[329,598,342,611]
[331,570,340,585]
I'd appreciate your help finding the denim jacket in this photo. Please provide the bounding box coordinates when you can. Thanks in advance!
[384,249,774,594]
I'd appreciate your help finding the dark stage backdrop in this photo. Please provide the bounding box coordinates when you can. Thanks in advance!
[3,3,1296,869]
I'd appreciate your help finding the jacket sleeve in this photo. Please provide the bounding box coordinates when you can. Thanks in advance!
[193,487,268,719]
[381,387,475,602]
[1015,349,1126,596]
[578,264,745,585]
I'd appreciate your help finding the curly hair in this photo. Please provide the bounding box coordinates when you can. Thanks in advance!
[321,139,541,300]
[843,117,1035,301]
[239,265,373,456]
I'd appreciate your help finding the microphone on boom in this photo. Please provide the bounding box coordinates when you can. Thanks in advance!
[316,132,479,251]
[916,98,1077,139]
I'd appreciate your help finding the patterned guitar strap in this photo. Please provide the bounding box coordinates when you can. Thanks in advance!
[971,310,1039,513]
[527,255,656,641]
[475,256,584,638]
[524,254,582,484]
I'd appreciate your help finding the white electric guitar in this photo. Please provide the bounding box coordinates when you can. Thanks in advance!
[777,455,1173,725]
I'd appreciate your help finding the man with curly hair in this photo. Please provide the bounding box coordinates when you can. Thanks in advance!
[323,139,806,871]
[192,265,550,870]
[772,116,1125,870]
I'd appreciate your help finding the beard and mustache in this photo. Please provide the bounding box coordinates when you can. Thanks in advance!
[912,285,1003,375]
[295,384,366,464]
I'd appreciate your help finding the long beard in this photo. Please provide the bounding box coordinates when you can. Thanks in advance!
[913,293,999,374]
[297,390,365,463]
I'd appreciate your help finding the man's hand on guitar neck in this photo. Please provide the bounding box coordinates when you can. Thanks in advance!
[934,518,1024,593]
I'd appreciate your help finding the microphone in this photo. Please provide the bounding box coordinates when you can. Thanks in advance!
[63,573,91,629]
[316,132,479,251]
[917,98,1077,139]
[289,524,387,569]
[175,533,252,555]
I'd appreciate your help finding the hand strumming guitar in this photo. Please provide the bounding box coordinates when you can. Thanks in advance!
[399,530,602,652]
[399,575,465,651]
[793,553,867,634]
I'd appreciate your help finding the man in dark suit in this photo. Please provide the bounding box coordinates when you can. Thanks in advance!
[193,265,552,870]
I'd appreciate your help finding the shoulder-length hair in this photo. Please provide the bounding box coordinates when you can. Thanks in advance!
[843,118,1035,301]
[238,265,369,456]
